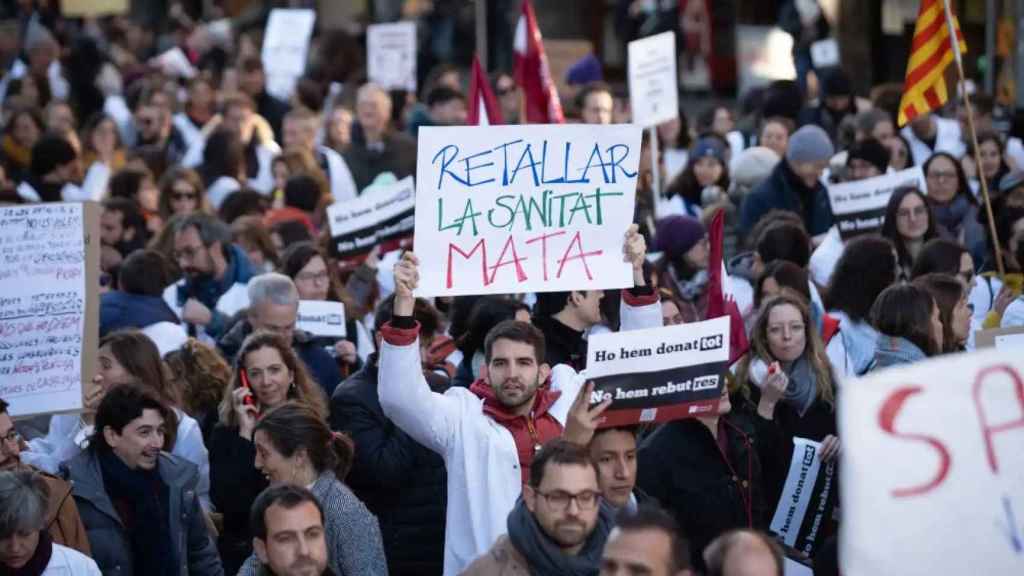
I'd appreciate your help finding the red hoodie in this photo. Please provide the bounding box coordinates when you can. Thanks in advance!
[469,378,563,484]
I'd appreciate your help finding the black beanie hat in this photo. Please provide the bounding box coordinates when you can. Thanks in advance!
[846,138,891,174]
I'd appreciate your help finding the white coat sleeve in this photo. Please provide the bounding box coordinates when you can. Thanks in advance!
[172,413,212,511]
[21,414,87,474]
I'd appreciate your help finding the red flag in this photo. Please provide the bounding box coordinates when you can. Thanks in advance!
[705,210,749,364]
[468,55,504,126]
[513,0,564,124]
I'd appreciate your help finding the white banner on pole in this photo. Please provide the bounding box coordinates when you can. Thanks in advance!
[627,31,678,128]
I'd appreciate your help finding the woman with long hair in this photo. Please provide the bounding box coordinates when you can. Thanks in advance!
[1,108,43,182]
[963,131,1009,196]
[158,166,210,221]
[881,186,941,280]
[235,403,386,576]
[22,331,210,508]
[200,127,246,210]
[165,338,233,442]
[913,273,972,353]
[207,331,327,574]
[923,151,987,264]
[80,114,126,172]
[869,284,944,370]
[663,137,731,218]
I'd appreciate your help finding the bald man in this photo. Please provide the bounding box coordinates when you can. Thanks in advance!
[703,530,784,576]
[343,82,417,191]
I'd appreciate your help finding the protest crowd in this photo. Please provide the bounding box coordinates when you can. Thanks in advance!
[1,1,1023,575]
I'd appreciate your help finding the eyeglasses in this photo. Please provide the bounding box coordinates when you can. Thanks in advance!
[171,188,198,201]
[295,270,329,284]
[535,489,601,511]
[173,245,204,261]
[897,206,928,220]
[927,171,957,182]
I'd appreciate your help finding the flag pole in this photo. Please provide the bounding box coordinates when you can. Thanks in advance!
[942,0,1005,277]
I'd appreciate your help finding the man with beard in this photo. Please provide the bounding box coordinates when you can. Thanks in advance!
[163,213,254,342]
[462,440,614,575]
[100,197,148,259]
[250,484,332,576]
[378,224,662,575]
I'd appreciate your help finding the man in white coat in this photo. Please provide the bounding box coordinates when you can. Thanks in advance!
[377,225,662,575]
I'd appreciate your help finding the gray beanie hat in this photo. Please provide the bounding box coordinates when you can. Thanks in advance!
[786,125,835,164]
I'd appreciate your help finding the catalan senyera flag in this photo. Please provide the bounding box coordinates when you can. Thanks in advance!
[897,0,968,127]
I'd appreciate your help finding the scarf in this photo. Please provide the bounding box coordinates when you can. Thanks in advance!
[671,266,709,301]
[931,194,972,237]
[506,496,614,576]
[0,531,52,576]
[98,450,175,576]
[1,134,31,170]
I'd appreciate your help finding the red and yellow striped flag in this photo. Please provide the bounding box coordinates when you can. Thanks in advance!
[897,0,968,126]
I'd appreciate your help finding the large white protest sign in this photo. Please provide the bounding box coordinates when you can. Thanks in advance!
[628,31,678,127]
[326,176,415,258]
[827,167,925,240]
[769,437,838,557]
[585,317,729,426]
[367,21,417,92]
[414,124,641,297]
[0,203,99,417]
[297,300,347,338]
[840,349,1024,575]
[261,9,316,100]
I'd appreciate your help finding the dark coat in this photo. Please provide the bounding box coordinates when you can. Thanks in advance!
[329,354,446,576]
[532,315,587,371]
[738,159,834,241]
[637,415,769,571]
[218,319,343,397]
[254,90,291,142]
[342,128,417,192]
[100,291,180,336]
[208,423,269,575]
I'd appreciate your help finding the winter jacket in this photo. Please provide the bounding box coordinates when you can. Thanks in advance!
[11,463,92,556]
[28,542,101,575]
[637,416,769,571]
[162,243,255,343]
[100,291,181,336]
[531,314,588,371]
[378,289,662,576]
[343,128,417,192]
[62,450,223,576]
[828,310,878,377]
[458,535,529,576]
[208,422,268,575]
[870,335,929,371]
[218,318,343,396]
[330,354,447,576]
[739,159,834,241]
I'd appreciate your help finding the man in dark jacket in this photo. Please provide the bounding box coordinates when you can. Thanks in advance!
[330,295,447,576]
[739,125,835,242]
[218,273,342,397]
[343,83,417,191]
[532,289,605,371]
[100,249,180,336]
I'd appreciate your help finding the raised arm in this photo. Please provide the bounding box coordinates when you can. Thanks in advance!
[619,223,662,331]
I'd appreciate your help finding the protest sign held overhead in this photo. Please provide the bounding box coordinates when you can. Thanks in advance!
[297,300,347,339]
[826,167,926,240]
[327,176,415,258]
[840,348,1024,575]
[628,31,678,128]
[414,124,641,297]
[367,21,417,92]
[585,316,730,427]
[261,9,316,100]
[770,437,838,557]
[0,203,99,418]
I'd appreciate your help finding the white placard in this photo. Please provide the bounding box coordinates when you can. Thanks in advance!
[326,175,415,258]
[810,38,840,68]
[413,124,641,297]
[261,9,316,101]
[995,333,1024,349]
[840,348,1024,575]
[627,31,678,127]
[0,203,98,417]
[784,558,813,576]
[826,167,925,240]
[367,21,417,92]
[296,300,347,338]
[769,438,837,556]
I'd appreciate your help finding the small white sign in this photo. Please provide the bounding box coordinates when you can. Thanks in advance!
[627,31,678,127]
[826,167,926,240]
[995,333,1024,349]
[326,175,415,258]
[367,21,417,92]
[810,38,840,68]
[297,300,347,338]
[261,9,316,100]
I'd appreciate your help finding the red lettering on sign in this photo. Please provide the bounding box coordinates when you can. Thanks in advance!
[878,386,951,498]
[972,365,1024,475]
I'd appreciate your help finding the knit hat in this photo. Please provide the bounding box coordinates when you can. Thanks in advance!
[30,135,76,177]
[566,53,603,86]
[846,138,890,174]
[655,215,707,259]
[821,69,852,98]
[786,125,834,164]
[730,146,780,193]
[691,137,727,164]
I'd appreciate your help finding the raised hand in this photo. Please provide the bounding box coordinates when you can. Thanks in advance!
[757,361,789,420]
[393,252,419,317]
[622,223,647,286]
[562,381,613,446]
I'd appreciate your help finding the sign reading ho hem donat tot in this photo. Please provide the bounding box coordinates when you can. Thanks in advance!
[826,167,926,240]
[585,316,730,427]
[413,124,641,297]
[327,176,415,259]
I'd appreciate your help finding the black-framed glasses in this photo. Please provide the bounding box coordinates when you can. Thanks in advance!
[536,489,601,511]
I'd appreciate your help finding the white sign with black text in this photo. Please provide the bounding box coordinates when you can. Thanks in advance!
[367,21,417,92]
[826,167,926,240]
[296,300,347,338]
[627,31,678,128]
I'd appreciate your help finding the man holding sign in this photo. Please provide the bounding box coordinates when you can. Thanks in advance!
[377,224,660,575]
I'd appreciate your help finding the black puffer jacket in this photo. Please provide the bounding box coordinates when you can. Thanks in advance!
[329,354,447,576]
[637,415,771,572]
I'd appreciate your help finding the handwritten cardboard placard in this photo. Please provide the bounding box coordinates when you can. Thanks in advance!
[840,349,1024,575]
[628,31,678,127]
[769,437,838,557]
[414,124,641,297]
[367,21,417,92]
[297,300,347,338]
[826,167,925,240]
[261,9,316,100]
[0,203,99,418]
[585,317,730,427]
[326,176,415,258]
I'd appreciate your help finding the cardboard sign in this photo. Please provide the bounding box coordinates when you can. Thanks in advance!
[326,176,415,258]
[296,300,347,338]
[261,9,316,100]
[413,124,641,297]
[367,21,417,92]
[840,349,1024,575]
[826,167,926,240]
[60,0,127,17]
[627,31,678,127]
[585,317,730,427]
[769,437,838,557]
[0,203,100,418]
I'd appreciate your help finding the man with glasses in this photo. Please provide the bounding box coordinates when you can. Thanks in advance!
[0,398,92,555]
[462,440,614,575]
